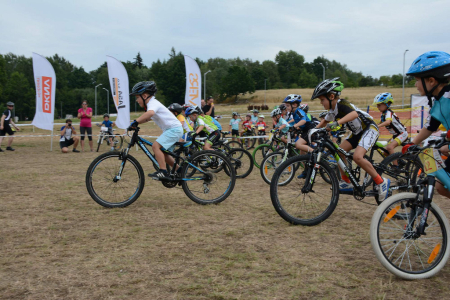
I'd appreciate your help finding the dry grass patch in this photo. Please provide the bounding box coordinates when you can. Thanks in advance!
[1,133,450,299]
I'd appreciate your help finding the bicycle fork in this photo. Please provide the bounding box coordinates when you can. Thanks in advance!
[114,148,130,182]
[417,175,435,235]
[301,152,323,193]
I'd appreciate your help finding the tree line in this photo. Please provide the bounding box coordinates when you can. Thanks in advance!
[0,48,415,120]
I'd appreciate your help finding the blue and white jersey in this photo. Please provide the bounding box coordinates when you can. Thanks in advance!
[292,108,311,129]
[426,85,450,131]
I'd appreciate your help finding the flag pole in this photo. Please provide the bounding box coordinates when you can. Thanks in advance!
[50,128,53,151]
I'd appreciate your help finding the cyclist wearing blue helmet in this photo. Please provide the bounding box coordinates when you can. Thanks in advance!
[373,93,407,158]
[404,51,450,198]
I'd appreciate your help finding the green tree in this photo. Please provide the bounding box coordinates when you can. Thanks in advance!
[0,54,7,98]
[4,72,34,120]
[133,52,144,69]
[275,50,305,87]
[221,66,255,101]
[298,69,318,88]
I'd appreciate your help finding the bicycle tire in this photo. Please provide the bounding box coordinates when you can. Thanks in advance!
[370,192,450,279]
[242,135,256,150]
[227,140,243,149]
[374,152,423,204]
[113,134,124,150]
[270,154,340,226]
[86,152,145,208]
[182,150,236,205]
[252,144,276,169]
[96,134,103,152]
[227,148,253,178]
[260,152,291,185]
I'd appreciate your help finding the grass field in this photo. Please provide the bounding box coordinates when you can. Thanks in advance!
[2,116,450,299]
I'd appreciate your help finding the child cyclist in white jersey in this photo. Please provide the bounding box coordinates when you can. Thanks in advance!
[312,78,391,201]
[129,81,183,180]
[373,93,408,157]
[403,51,450,198]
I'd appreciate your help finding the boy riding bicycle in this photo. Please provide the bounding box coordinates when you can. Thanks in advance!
[312,78,390,201]
[403,51,450,198]
[271,108,290,143]
[168,103,193,141]
[129,81,183,180]
[185,106,219,150]
[373,93,408,158]
[99,113,116,151]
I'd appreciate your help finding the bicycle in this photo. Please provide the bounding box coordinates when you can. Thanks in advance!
[190,137,254,178]
[221,131,242,149]
[269,128,421,226]
[370,138,450,279]
[252,131,287,169]
[239,126,257,150]
[86,126,236,208]
[96,125,123,152]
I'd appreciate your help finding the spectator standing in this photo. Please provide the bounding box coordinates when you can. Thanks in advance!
[202,96,215,118]
[201,99,206,108]
[77,100,93,151]
[60,119,80,153]
[0,101,20,152]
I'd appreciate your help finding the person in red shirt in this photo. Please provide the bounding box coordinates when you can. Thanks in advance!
[241,114,252,136]
[256,115,267,144]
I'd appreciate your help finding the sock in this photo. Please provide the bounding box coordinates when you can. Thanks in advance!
[374,175,383,185]
[341,174,351,183]
[160,169,168,175]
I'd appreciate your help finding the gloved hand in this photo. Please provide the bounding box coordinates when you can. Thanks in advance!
[326,121,339,131]
[191,132,198,140]
[270,129,277,133]
[127,120,139,131]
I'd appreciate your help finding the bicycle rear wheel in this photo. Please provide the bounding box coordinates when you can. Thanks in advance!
[182,150,236,205]
[375,153,424,204]
[227,140,243,149]
[370,193,450,279]
[86,152,145,208]
[270,155,339,226]
[96,134,104,152]
[112,134,124,150]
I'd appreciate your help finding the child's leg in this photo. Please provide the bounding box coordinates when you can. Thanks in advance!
[353,146,378,179]
[295,138,313,153]
[338,140,353,182]
[152,141,167,171]
[386,139,399,165]
[436,181,450,199]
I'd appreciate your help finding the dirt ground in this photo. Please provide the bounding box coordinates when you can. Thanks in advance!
[2,111,450,299]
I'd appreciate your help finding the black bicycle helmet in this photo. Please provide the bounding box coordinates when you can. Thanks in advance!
[319,111,327,119]
[103,113,109,118]
[130,81,157,96]
[253,109,259,113]
[168,103,183,114]
[279,103,287,111]
[311,77,344,100]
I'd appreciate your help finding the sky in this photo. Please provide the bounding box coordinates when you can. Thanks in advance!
[1,0,449,78]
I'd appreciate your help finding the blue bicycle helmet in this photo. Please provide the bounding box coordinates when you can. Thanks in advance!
[286,94,302,105]
[185,107,196,116]
[283,94,298,103]
[406,51,450,79]
[406,51,450,104]
[373,92,394,107]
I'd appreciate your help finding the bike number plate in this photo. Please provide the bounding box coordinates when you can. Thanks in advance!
[101,126,109,132]
[420,148,445,174]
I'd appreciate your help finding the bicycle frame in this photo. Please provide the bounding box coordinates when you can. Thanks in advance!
[115,128,207,182]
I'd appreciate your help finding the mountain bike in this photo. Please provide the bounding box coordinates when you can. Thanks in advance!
[240,126,257,150]
[370,138,450,279]
[269,128,421,226]
[86,126,236,208]
[190,137,253,178]
[96,125,123,152]
[252,131,287,169]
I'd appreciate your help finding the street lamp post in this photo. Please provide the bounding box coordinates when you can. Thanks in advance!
[61,101,63,119]
[204,70,211,100]
[95,84,102,116]
[103,88,109,115]
[402,49,409,108]
[264,79,267,105]
[319,63,325,81]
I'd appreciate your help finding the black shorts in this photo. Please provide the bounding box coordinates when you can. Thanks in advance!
[0,125,14,136]
[258,130,266,135]
[80,126,92,141]
[60,138,74,149]
[206,130,220,145]
[231,129,240,136]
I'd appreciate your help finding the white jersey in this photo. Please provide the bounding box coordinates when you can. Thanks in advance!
[381,109,407,136]
[146,98,182,131]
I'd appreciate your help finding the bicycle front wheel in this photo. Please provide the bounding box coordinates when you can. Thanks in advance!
[370,193,450,279]
[270,155,339,226]
[227,148,253,178]
[112,134,124,150]
[182,150,236,205]
[260,152,293,185]
[86,152,145,208]
[252,144,276,169]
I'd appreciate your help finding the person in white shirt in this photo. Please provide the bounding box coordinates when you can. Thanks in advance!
[129,81,183,180]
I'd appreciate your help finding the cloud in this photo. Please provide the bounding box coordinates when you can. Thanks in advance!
[0,0,448,77]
